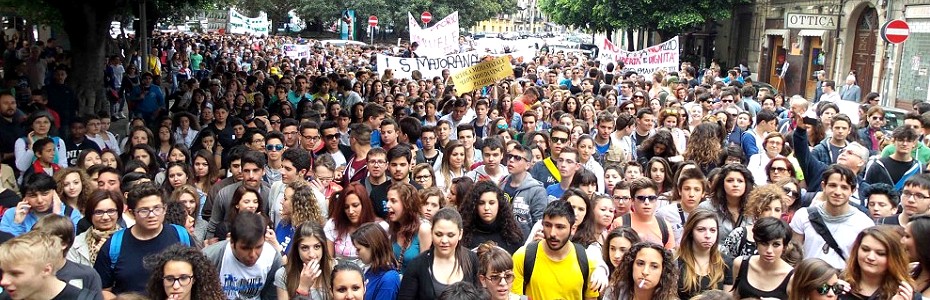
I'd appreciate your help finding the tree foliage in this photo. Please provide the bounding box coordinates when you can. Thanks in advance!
[539,0,747,39]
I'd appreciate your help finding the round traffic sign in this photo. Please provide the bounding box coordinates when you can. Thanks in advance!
[368,15,378,27]
[421,11,432,24]
[881,19,910,44]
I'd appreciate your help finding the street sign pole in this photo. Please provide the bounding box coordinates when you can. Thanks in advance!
[368,15,378,44]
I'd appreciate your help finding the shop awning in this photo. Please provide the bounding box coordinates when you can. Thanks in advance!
[763,29,790,50]
[798,30,827,38]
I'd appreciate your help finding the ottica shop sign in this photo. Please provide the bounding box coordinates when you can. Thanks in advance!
[785,13,840,30]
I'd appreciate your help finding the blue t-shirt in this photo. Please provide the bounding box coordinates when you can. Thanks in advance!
[546,183,566,201]
[93,226,189,294]
[371,129,382,147]
[365,269,401,299]
[275,222,295,254]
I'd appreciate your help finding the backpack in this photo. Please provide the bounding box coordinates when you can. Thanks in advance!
[620,214,670,246]
[523,240,589,298]
[109,224,192,270]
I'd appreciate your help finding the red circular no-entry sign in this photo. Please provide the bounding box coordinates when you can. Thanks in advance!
[881,19,910,44]
[421,11,432,24]
[368,15,378,27]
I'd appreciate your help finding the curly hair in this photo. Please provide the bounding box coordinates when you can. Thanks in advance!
[608,242,679,300]
[287,180,325,226]
[54,167,94,212]
[169,185,201,218]
[145,244,225,300]
[459,181,524,249]
[745,184,786,219]
[684,122,723,171]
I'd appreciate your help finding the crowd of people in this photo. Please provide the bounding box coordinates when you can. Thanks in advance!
[0,29,928,300]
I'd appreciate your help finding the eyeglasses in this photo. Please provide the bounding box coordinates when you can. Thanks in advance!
[817,283,843,295]
[134,206,165,217]
[902,191,930,201]
[270,120,281,124]
[303,135,321,141]
[508,155,527,162]
[324,133,341,140]
[368,160,386,166]
[613,196,632,202]
[415,175,431,181]
[163,275,194,287]
[770,166,789,173]
[870,116,883,121]
[551,137,569,144]
[635,195,658,202]
[782,187,798,199]
[483,272,515,284]
[93,209,119,217]
[265,144,284,152]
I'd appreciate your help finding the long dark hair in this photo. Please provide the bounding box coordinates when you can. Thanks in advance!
[431,208,476,278]
[145,245,225,300]
[388,182,423,248]
[329,182,379,238]
[285,222,333,300]
[709,163,754,224]
[459,181,523,249]
[351,222,398,273]
[908,215,930,290]
[562,188,599,247]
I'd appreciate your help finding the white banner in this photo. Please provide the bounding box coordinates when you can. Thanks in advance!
[409,12,460,56]
[282,44,312,60]
[598,36,680,75]
[377,50,534,79]
[228,9,270,36]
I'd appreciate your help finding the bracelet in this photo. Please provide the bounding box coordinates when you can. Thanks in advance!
[295,288,310,297]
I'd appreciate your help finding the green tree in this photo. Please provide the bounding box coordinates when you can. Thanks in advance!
[0,0,212,116]
[540,0,746,44]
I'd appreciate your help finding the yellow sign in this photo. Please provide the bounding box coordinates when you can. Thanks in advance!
[451,55,514,95]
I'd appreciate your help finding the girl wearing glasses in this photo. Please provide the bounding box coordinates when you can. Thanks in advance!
[732,217,795,300]
[775,177,804,222]
[69,190,127,266]
[839,226,917,300]
[145,244,225,300]
[748,132,789,185]
[720,184,786,258]
[477,242,521,300]
[788,258,845,300]
[275,222,335,300]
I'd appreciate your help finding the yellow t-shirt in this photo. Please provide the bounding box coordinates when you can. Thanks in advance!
[512,243,599,300]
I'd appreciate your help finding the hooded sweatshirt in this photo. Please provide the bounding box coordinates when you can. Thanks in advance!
[502,175,548,239]
[465,164,507,185]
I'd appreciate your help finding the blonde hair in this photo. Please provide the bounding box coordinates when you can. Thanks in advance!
[0,231,63,272]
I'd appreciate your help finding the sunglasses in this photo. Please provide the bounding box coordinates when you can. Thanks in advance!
[324,133,341,140]
[817,283,844,295]
[721,99,734,103]
[635,195,658,202]
[782,187,798,198]
[265,144,284,151]
[551,137,569,144]
[497,123,509,130]
[770,166,790,173]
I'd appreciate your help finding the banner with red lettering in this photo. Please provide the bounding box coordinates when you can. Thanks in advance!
[598,36,679,75]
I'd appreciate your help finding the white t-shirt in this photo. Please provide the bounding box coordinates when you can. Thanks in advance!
[655,203,690,246]
[219,243,277,300]
[789,206,873,270]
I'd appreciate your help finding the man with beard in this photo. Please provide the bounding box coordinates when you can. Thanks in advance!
[0,91,25,166]
[511,200,600,299]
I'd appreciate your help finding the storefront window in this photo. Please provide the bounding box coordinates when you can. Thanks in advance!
[895,28,930,104]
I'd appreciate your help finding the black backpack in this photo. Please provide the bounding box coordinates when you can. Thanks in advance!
[523,240,589,297]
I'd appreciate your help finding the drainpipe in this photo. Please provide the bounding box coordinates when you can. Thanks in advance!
[881,0,894,106]
[832,0,845,82]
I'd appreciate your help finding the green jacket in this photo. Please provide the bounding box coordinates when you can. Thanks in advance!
[881,142,930,165]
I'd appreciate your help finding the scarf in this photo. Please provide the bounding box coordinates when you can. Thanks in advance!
[812,201,858,224]
[86,227,119,265]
